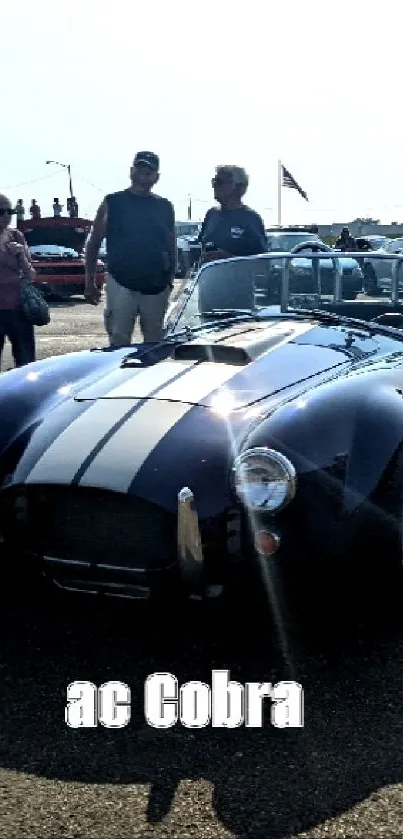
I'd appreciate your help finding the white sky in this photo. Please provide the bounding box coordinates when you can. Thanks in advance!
[2,1,402,225]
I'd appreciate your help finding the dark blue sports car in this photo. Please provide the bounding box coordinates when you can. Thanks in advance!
[2,250,403,612]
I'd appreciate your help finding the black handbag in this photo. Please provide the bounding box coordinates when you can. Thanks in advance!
[20,279,50,326]
[11,230,50,326]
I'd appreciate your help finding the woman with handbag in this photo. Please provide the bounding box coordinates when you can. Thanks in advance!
[0,192,37,369]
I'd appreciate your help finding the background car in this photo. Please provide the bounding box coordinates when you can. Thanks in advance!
[355,234,391,251]
[353,236,392,295]
[28,243,105,300]
[265,229,363,300]
[364,238,403,295]
[19,216,105,299]
[175,221,202,278]
[265,227,322,251]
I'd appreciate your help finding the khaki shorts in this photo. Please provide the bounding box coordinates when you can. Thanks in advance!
[104,273,171,345]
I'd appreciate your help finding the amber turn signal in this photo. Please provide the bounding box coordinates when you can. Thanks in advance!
[254,529,281,556]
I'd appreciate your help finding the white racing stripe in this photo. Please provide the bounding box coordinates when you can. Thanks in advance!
[79,362,241,492]
[78,401,192,491]
[24,322,315,491]
[97,359,196,400]
[25,400,139,485]
[24,359,198,485]
[155,360,242,403]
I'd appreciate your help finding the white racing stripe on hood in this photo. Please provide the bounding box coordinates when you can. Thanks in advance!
[78,362,242,492]
[153,360,243,403]
[24,359,198,485]
[97,359,196,400]
[99,358,235,401]
[24,400,140,485]
[78,401,192,491]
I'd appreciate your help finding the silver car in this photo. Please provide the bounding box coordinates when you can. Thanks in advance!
[176,222,202,278]
[266,231,363,299]
[367,238,403,293]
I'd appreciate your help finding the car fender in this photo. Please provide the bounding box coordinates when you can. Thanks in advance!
[0,349,126,458]
[242,373,403,515]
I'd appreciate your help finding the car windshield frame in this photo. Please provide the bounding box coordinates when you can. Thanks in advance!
[167,251,351,335]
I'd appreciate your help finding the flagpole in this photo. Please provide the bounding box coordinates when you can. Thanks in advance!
[277,160,282,226]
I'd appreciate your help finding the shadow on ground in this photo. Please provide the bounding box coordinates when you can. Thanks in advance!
[1,584,403,838]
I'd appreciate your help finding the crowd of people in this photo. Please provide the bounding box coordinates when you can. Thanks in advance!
[1,152,369,373]
[14,196,79,221]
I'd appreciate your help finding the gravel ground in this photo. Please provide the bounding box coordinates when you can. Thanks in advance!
[1,293,403,838]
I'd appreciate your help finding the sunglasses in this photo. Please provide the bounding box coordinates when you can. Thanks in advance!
[0,208,14,217]
[212,176,228,187]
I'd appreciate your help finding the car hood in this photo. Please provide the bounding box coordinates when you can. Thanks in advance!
[19,219,91,251]
[6,318,381,507]
[71,318,359,410]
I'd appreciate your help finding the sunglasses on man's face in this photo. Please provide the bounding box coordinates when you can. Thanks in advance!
[212,176,231,188]
[0,207,14,217]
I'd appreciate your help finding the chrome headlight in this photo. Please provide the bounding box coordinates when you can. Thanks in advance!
[232,447,297,512]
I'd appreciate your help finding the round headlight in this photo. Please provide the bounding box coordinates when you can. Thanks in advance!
[232,447,297,512]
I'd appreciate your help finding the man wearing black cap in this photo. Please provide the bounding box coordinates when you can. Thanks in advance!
[85,151,176,344]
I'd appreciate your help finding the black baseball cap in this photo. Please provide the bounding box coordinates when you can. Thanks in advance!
[133,151,160,170]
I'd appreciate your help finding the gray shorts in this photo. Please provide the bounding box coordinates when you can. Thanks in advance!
[104,273,171,345]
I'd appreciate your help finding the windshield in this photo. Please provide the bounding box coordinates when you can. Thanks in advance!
[169,255,350,334]
[29,244,80,258]
[266,232,320,251]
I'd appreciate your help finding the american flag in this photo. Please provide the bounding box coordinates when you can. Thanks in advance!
[282,165,308,201]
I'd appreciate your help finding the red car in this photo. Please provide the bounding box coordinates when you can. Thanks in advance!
[17,216,105,299]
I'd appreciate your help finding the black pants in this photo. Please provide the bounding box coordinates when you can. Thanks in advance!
[0,310,36,369]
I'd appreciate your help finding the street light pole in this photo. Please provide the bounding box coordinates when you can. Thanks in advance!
[46,160,74,198]
[67,165,73,199]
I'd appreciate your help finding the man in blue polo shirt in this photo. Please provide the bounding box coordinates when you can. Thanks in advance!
[198,165,267,263]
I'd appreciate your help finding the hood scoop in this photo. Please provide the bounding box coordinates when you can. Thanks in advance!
[172,327,297,366]
[172,343,250,366]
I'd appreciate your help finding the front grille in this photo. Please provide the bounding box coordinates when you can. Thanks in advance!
[35,264,85,277]
[1,486,177,571]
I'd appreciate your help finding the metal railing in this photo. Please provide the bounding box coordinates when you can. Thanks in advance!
[166,251,403,333]
[274,250,403,310]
